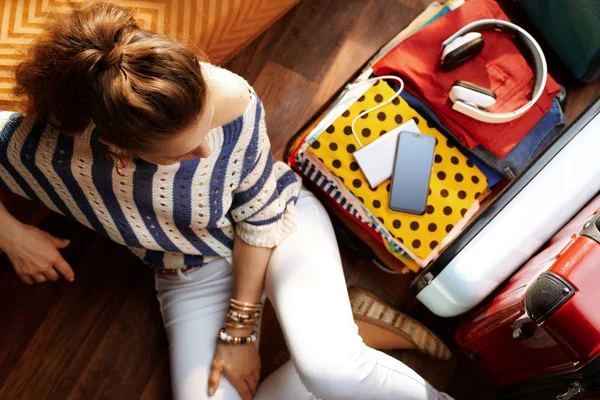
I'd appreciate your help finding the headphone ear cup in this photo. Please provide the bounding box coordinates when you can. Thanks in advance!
[441,32,484,71]
[449,80,497,109]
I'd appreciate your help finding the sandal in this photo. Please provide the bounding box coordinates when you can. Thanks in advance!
[349,286,452,360]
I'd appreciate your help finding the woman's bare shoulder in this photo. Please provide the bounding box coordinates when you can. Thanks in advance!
[204,64,252,127]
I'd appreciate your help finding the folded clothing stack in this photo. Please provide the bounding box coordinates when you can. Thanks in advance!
[288,0,568,272]
[291,78,488,271]
[373,0,564,179]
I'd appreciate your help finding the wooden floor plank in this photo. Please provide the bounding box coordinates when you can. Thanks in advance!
[0,217,150,400]
[268,0,372,82]
[139,359,171,400]
[305,0,422,108]
[250,61,319,159]
[65,271,164,400]
[0,216,94,393]
[44,249,151,400]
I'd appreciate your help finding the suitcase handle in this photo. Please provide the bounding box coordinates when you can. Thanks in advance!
[525,272,575,324]
[579,212,600,243]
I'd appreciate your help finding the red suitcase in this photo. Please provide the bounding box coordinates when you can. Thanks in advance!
[455,195,600,400]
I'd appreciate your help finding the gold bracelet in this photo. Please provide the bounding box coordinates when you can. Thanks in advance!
[230,298,262,307]
[229,307,261,315]
[227,309,260,322]
[228,306,262,315]
[224,321,258,329]
[230,298,262,310]
[227,307,261,316]
[225,316,259,325]
[227,316,258,325]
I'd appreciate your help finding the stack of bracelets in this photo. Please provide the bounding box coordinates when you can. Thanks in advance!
[218,298,261,345]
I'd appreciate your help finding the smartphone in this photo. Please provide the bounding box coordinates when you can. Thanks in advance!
[389,132,436,215]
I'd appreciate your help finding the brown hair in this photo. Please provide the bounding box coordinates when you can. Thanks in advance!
[13,2,207,155]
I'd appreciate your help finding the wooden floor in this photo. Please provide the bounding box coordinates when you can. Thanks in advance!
[1,1,600,399]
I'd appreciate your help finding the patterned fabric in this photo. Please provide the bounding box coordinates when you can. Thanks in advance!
[373,0,561,158]
[298,152,421,273]
[0,0,299,110]
[0,92,301,270]
[307,80,488,262]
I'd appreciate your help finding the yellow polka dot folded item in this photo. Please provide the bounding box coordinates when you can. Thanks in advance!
[307,80,488,267]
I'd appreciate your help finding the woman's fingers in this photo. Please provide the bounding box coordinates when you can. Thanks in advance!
[44,267,60,282]
[54,255,74,282]
[20,274,35,285]
[48,234,70,249]
[208,360,223,397]
[228,376,253,400]
[245,375,258,396]
[33,273,47,283]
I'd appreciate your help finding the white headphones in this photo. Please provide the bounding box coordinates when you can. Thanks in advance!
[441,19,547,124]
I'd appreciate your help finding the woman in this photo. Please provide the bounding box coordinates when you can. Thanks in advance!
[0,3,452,399]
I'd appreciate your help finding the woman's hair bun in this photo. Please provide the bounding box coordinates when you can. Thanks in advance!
[13,2,208,156]
[96,42,124,71]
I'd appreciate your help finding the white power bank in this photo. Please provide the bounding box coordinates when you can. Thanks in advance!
[353,119,421,189]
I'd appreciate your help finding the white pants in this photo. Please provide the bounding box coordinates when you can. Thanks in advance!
[155,188,451,400]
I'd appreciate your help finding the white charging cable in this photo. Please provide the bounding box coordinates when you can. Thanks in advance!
[347,75,405,148]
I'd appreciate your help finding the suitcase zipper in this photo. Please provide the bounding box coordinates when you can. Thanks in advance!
[556,381,584,400]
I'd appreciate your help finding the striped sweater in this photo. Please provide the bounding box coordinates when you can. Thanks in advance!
[0,92,301,270]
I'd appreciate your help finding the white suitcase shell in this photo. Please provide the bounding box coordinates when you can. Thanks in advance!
[409,99,600,317]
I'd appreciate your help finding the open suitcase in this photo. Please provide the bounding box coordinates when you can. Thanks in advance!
[455,194,600,400]
[410,99,600,317]
[286,0,600,318]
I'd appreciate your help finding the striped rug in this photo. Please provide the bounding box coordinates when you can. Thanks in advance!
[0,0,299,111]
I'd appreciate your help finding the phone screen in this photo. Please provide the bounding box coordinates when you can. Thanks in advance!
[389,132,436,215]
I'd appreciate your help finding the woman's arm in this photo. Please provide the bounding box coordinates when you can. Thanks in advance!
[0,200,74,284]
[207,235,271,399]
[207,73,300,398]
[231,234,272,326]
[0,200,20,248]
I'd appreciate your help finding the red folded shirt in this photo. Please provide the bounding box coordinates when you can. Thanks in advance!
[373,0,560,158]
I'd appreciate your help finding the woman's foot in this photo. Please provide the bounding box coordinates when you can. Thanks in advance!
[349,286,452,360]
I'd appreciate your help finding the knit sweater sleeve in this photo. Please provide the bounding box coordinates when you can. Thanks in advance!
[230,102,301,248]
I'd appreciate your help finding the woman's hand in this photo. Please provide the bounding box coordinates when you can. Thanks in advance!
[208,234,268,398]
[208,340,261,399]
[0,220,74,285]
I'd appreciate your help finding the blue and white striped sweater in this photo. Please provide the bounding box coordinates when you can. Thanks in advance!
[0,93,301,270]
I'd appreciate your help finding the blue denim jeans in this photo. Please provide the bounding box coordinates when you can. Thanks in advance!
[473,99,565,179]
[400,89,565,182]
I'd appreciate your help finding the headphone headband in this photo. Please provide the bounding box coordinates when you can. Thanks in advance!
[442,20,517,47]
[442,19,547,124]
